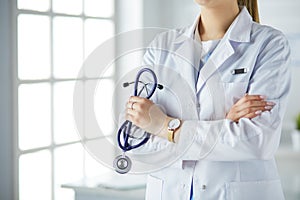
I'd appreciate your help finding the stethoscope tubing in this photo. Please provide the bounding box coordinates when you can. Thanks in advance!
[134,68,157,98]
[117,68,157,152]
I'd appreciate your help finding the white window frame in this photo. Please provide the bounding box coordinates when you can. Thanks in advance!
[12,0,116,199]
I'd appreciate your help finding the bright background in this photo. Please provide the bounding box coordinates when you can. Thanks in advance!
[0,0,299,200]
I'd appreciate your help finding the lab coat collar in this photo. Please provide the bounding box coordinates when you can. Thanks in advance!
[171,7,253,94]
[173,6,252,44]
[227,7,252,43]
[172,14,199,44]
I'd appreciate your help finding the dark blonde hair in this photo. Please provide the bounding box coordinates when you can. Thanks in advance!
[238,0,260,23]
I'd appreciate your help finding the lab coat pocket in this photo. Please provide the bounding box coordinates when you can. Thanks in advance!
[226,179,285,200]
[145,175,164,200]
[221,81,248,112]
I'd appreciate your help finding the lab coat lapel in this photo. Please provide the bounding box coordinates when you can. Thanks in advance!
[170,7,252,95]
[196,39,234,93]
[172,39,201,93]
[171,14,201,93]
[195,7,252,94]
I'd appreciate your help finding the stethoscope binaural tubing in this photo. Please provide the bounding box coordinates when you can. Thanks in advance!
[117,68,157,152]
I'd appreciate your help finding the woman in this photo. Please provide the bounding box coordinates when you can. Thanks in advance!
[125,0,290,199]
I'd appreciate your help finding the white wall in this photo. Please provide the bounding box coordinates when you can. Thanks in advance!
[143,0,199,28]
[259,0,300,34]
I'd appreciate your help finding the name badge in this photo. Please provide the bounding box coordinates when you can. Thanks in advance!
[231,68,248,75]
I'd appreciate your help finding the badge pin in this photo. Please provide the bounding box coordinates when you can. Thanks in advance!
[231,68,248,75]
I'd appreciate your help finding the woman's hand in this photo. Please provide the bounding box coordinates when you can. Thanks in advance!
[126,96,169,136]
[226,94,276,122]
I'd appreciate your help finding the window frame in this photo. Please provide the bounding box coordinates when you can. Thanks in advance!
[12,0,117,199]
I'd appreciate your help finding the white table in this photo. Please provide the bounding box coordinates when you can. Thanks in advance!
[62,172,146,200]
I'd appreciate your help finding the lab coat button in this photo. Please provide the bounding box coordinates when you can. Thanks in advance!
[202,185,206,190]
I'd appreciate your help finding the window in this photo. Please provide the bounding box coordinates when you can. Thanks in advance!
[15,0,115,199]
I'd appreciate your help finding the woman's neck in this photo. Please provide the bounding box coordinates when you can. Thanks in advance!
[199,4,240,41]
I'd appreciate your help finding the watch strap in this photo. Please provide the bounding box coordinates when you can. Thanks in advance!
[168,129,175,143]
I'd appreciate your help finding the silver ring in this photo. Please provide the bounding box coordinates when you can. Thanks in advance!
[131,102,136,110]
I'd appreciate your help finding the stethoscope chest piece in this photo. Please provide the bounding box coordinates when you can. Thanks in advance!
[113,154,132,174]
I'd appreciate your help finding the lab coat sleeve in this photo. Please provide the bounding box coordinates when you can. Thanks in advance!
[177,32,291,161]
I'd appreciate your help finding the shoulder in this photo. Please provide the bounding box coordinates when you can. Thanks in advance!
[149,26,191,48]
[249,23,291,69]
[154,26,190,40]
[250,22,290,59]
[251,22,289,46]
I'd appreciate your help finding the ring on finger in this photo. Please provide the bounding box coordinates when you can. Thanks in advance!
[131,102,136,110]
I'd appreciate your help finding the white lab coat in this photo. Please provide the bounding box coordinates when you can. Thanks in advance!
[135,7,290,200]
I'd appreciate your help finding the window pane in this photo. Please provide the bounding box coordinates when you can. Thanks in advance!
[54,144,84,200]
[53,17,83,79]
[85,80,115,138]
[52,0,82,15]
[18,14,50,80]
[18,83,51,150]
[54,81,81,144]
[18,0,50,12]
[84,19,114,59]
[19,150,51,200]
[84,19,115,78]
[84,0,114,17]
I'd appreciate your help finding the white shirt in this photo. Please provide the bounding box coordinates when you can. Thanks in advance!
[193,18,220,84]
[194,19,220,61]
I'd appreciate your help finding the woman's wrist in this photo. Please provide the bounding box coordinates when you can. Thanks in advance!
[156,116,182,143]
[156,116,173,139]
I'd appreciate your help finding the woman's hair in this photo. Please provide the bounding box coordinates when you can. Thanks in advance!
[238,0,260,23]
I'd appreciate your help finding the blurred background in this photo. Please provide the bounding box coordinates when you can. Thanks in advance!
[0,0,299,200]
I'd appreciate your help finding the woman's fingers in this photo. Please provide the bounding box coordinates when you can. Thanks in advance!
[235,101,275,113]
[125,96,167,135]
[125,110,140,125]
[238,106,265,117]
[247,101,275,108]
[226,94,276,122]
[127,101,137,110]
[126,107,137,116]
[236,104,274,120]
[233,94,275,113]
[229,108,258,122]
[235,94,265,107]
[242,111,263,120]
[128,96,148,103]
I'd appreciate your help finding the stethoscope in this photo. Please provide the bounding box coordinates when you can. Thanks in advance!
[113,68,163,174]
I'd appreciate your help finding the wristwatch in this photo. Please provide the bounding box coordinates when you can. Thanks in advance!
[167,118,181,143]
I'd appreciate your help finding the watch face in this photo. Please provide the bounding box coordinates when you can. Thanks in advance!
[168,119,181,129]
